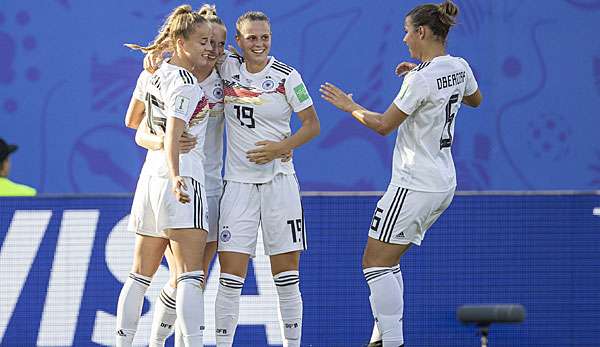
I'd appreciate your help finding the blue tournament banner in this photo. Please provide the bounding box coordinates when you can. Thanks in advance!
[1,193,599,346]
[1,1,599,193]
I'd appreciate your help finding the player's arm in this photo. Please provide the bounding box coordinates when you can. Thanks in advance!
[124,97,146,129]
[164,116,190,203]
[462,89,482,107]
[246,106,320,165]
[135,117,197,153]
[320,83,407,136]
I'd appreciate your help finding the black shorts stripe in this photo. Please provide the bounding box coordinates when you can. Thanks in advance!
[383,189,409,243]
[364,268,391,283]
[292,175,307,250]
[378,188,403,241]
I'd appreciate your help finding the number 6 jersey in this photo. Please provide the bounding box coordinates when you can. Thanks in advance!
[392,55,478,192]
[219,53,313,184]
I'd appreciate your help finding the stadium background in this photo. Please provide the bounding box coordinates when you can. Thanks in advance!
[1,0,599,346]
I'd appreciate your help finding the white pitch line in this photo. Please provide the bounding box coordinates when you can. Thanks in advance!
[594,207,600,216]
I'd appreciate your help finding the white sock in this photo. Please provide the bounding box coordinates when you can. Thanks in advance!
[369,264,402,343]
[215,273,245,347]
[174,321,184,347]
[149,283,177,347]
[363,267,404,347]
[116,272,151,347]
[177,271,205,346]
[274,271,302,347]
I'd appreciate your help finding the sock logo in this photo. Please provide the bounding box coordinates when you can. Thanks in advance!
[216,328,228,335]
[284,323,299,328]
[160,322,172,329]
[116,329,126,337]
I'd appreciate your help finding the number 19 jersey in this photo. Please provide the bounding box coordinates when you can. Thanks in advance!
[392,55,478,192]
[219,53,313,184]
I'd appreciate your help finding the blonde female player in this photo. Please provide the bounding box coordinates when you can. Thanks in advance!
[135,5,228,346]
[214,10,320,347]
[320,1,482,346]
[116,5,213,346]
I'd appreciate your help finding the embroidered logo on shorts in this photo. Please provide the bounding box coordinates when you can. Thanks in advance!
[220,229,231,242]
[395,231,405,238]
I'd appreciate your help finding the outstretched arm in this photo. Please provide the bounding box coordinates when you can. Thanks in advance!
[320,83,408,136]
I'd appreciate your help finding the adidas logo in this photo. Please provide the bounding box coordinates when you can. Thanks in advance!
[395,231,405,238]
[117,329,126,337]
[232,74,240,81]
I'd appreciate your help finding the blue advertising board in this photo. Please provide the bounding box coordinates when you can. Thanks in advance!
[0,1,599,192]
[1,193,599,346]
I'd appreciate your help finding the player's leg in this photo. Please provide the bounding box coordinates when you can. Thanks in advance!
[163,177,209,346]
[364,187,454,347]
[215,181,259,347]
[118,175,168,346]
[166,228,207,346]
[367,263,402,347]
[363,238,410,347]
[262,174,305,347]
[116,234,168,347]
[148,247,178,347]
[203,194,221,276]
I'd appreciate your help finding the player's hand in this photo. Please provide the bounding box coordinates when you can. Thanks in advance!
[247,141,287,165]
[179,132,197,154]
[143,50,164,73]
[171,176,190,204]
[396,62,417,76]
[281,149,293,162]
[228,44,241,56]
[320,82,356,113]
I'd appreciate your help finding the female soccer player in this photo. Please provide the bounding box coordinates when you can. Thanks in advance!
[117,5,213,346]
[214,11,320,347]
[320,1,482,346]
[134,5,228,346]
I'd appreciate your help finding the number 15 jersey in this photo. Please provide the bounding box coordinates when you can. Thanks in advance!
[392,55,478,192]
[219,53,313,184]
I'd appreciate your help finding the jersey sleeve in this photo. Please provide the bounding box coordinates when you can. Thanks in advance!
[461,59,479,96]
[284,69,313,113]
[166,84,202,123]
[133,70,152,102]
[393,72,428,115]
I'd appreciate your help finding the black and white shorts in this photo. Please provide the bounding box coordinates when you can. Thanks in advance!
[128,175,209,238]
[218,173,306,256]
[368,185,454,245]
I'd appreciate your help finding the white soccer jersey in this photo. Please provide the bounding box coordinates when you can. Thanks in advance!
[219,53,314,184]
[198,68,225,196]
[140,61,211,183]
[133,70,152,103]
[392,55,478,192]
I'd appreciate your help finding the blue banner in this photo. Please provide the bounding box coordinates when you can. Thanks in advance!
[0,1,599,192]
[1,194,599,346]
